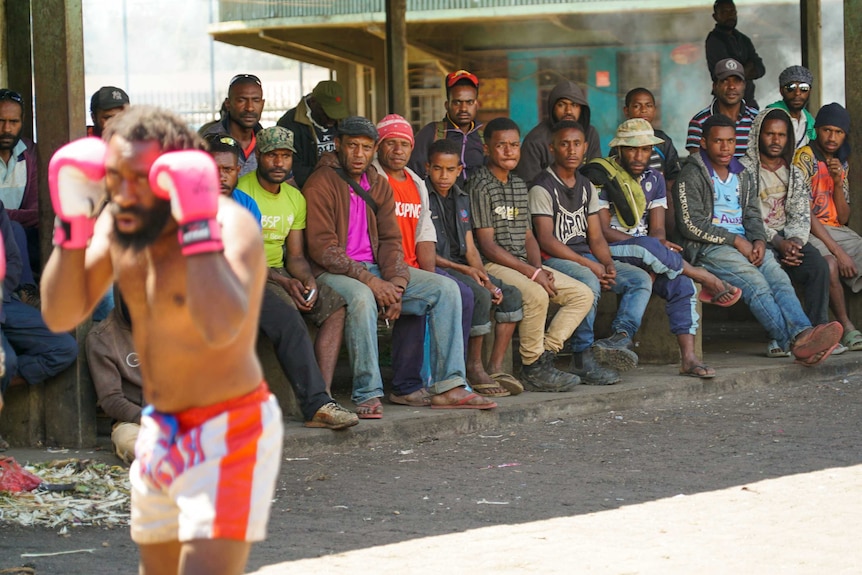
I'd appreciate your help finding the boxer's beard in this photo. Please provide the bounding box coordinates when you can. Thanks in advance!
[112,199,172,251]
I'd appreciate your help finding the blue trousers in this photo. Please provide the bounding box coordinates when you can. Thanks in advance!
[544,255,652,351]
[608,236,699,336]
[1,298,78,391]
[391,268,472,396]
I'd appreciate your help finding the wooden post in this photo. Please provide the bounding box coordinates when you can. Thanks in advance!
[4,0,33,141]
[31,0,95,448]
[800,0,823,113]
[385,0,408,117]
[844,0,862,325]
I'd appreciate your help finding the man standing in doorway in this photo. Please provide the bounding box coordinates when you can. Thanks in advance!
[705,0,765,108]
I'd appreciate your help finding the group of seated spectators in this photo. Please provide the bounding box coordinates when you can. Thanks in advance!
[0,49,859,461]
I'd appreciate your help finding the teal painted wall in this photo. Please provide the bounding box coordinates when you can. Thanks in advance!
[506,44,710,155]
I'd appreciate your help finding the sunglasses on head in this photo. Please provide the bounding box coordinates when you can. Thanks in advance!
[205,134,240,148]
[0,89,23,104]
[229,74,261,88]
[783,82,811,93]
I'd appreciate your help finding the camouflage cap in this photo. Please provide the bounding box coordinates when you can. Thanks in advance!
[257,126,296,154]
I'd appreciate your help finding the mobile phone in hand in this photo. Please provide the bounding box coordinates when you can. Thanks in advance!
[303,288,317,303]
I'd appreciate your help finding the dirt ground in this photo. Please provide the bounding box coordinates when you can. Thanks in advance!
[1,369,860,574]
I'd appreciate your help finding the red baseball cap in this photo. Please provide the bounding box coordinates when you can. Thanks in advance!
[445,70,479,89]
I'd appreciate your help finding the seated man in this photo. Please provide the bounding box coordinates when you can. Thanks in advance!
[209,130,357,430]
[530,120,651,385]
[0,198,78,399]
[303,116,495,418]
[585,119,739,379]
[674,113,841,366]
[741,108,841,356]
[373,114,511,400]
[616,87,682,235]
[276,80,348,188]
[794,103,862,350]
[467,117,593,391]
[374,115,484,400]
[0,89,40,283]
[517,80,602,183]
[425,138,524,394]
[87,288,143,464]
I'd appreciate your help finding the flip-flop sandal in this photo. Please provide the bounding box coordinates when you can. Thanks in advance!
[488,372,524,395]
[841,329,862,351]
[792,321,842,360]
[794,342,839,367]
[355,399,384,419]
[698,280,742,307]
[430,391,497,410]
[471,382,511,398]
[679,364,716,379]
[766,339,791,358]
[388,390,431,407]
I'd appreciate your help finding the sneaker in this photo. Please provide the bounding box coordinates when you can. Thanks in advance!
[305,401,359,430]
[570,349,620,386]
[591,332,639,372]
[519,351,580,392]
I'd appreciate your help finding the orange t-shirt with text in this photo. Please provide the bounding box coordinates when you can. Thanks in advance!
[388,175,423,268]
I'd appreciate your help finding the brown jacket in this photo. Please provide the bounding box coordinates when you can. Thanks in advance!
[85,288,144,424]
[303,152,409,288]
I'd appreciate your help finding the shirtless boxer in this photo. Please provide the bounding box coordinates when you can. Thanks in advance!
[40,106,280,575]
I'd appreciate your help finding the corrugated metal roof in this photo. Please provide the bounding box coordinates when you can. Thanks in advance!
[218,0,731,23]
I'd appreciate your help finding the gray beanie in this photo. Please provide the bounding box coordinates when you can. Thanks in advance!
[779,65,814,87]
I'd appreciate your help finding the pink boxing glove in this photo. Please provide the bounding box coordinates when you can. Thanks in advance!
[48,138,108,249]
[148,150,223,256]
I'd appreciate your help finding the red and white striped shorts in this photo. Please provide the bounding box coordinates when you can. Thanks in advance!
[129,382,283,544]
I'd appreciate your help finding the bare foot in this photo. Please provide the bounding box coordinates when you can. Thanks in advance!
[355,398,383,419]
[466,367,508,397]
[389,388,431,407]
[688,266,739,305]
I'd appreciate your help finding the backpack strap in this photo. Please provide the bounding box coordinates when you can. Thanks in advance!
[580,158,646,230]
[334,167,379,214]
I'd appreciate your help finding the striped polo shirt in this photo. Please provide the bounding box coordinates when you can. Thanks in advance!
[466,165,530,262]
[685,99,758,158]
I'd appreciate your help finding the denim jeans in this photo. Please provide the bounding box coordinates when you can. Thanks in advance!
[391,268,472,396]
[318,264,467,404]
[1,297,78,391]
[544,256,652,352]
[696,245,811,349]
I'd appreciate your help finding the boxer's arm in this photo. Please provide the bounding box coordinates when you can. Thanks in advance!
[41,138,114,332]
[185,200,266,347]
